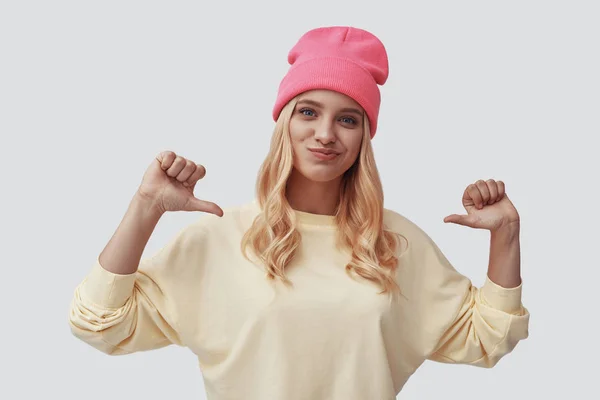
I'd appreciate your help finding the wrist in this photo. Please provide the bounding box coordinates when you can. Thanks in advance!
[132,190,164,220]
[488,220,521,288]
[491,220,520,238]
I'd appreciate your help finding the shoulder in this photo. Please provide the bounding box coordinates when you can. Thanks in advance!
[383,208,418,234]
[383,207,468,297]
[383,208,430,240]
[382,207,439,255]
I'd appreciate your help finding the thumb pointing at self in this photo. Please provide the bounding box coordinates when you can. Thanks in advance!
[185,196,224,217]
[443,213,477,227]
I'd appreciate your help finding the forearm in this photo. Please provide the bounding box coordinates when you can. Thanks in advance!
[486,222,521,288]
[98,192,164,275]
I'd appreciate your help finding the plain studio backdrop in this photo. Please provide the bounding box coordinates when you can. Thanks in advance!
[1,1,598,399]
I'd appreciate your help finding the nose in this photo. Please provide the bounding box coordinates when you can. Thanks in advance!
[314,120,336,144]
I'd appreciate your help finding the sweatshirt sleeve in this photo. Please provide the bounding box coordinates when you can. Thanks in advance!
[396,222,530,368]
[427,274,530,368]
[68,222,205,355]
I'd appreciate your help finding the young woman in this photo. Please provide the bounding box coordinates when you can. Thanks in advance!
[69,26,529,399]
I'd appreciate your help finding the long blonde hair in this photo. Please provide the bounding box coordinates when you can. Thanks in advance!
[241,95,402,297]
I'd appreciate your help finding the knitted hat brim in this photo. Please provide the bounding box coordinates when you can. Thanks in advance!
[272,56,381,137]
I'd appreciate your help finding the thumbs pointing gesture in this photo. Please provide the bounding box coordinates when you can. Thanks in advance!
[137,151,224,217]
[443,179,520,232]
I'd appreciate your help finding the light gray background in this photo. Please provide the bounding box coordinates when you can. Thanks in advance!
[1,0,598,399]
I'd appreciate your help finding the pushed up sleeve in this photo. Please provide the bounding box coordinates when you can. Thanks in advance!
[427,274,529,367]
[68,223,204,355]
[399,224,530,368]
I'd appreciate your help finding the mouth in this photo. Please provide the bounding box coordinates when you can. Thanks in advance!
[308,148,340,161]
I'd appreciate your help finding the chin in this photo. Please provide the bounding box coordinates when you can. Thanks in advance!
[295,166,344,183]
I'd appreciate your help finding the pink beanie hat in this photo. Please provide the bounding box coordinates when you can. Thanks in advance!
[272,26,389,138]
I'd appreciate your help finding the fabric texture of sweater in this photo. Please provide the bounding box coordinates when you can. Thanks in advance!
[69,201,530,400]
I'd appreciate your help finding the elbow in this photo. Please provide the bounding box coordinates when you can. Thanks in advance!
[68,320,123,356]
[466,304,530,368]
[486,334,529,368]
[431,319,529,368]
[467,352,504,369]
[466,328,529,368]
[68,298,132,356]
[433,344,518,369]
[431,289,530,368]
[468,344,521,368]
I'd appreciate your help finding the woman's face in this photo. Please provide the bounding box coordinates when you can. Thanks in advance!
[289,89,365,183]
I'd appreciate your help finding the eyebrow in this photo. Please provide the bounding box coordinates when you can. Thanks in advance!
[296,99,363,117]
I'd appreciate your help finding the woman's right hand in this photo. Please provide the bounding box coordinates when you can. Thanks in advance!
[136,151,223,216]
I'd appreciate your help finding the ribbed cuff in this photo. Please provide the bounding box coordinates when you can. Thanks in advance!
[481,276,523,315]
[80,259,137,309]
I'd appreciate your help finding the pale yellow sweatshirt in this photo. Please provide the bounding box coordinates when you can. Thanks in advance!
[69,201,529,399]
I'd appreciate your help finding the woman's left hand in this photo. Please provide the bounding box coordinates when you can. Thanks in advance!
[443,179,520,232]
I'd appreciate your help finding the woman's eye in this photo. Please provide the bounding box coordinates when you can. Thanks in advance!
[340,117,357,125]
[300,109,315,117]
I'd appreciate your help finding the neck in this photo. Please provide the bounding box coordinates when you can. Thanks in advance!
[285,169,342,215]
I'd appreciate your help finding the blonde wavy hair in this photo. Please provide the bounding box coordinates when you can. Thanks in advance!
[241,95,402,297]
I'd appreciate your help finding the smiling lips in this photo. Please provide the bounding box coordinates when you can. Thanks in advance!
[308,148,340,161]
